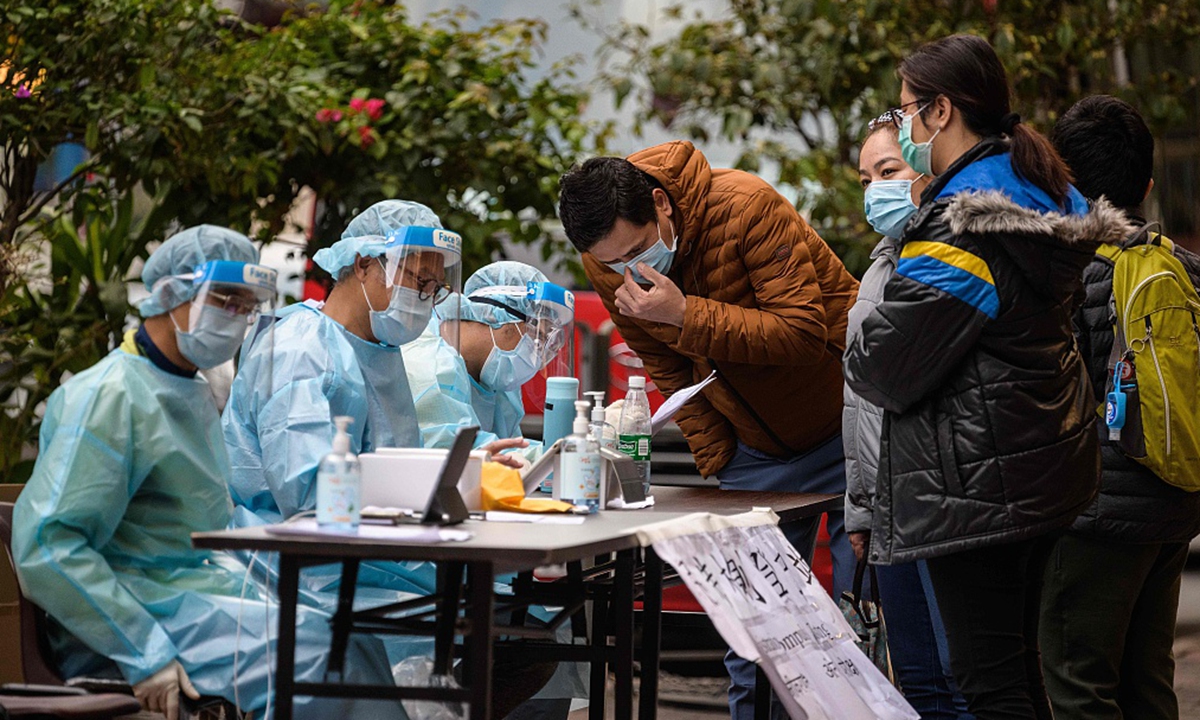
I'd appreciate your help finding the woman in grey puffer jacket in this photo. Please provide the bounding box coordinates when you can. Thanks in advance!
[844,115,971,719]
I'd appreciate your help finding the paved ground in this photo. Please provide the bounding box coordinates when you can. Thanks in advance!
[574,568,1200,720]
[1172,569,1200,716]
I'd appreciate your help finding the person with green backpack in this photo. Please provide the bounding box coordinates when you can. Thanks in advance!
[1041,94,1200,720]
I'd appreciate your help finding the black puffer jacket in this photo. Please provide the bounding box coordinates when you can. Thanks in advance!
[845,139,1129,564]
[1072,219,1200,543]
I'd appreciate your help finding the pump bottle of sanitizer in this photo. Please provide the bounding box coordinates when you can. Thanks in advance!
[316,416,361,530]
[558,400,601,513]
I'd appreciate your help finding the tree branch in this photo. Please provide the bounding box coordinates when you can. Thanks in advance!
[16,158,100,228]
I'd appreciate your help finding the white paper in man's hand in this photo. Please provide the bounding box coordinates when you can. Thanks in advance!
[650,370,717,436]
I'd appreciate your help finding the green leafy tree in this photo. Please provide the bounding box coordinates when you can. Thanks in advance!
[581,0,1200,275]
[0,0,605,478]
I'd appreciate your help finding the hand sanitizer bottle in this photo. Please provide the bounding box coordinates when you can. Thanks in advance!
[585,391,617,451]
[557,400,601,514]
[316,416,361,530]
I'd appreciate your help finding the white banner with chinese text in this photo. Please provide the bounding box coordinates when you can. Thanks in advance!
[641,513,917,720]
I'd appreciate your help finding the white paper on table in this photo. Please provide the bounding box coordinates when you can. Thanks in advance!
[483,511,586,525]
[650,370,717,436]
[265,518,471,542]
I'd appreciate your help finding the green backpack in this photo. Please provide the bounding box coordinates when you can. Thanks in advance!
[1100,223,1200,491]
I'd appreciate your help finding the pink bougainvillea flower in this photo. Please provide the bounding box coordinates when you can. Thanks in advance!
[358,125,375,148]
[330,109,343,122]
[365,98,385,121]
[15,84,32,99]
[315,108,335,123]
[349,97,368,113]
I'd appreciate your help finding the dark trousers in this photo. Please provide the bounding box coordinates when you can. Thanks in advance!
[924,533,1060,720]
[1040,533,1187,720]
[875,559,973,719]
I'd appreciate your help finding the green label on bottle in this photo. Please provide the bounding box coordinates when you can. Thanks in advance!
[618,434,650,462]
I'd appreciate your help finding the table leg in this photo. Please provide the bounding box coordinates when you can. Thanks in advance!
[276,554,301,720]
[613,550,635,720]
[435,562,465,677]
[754,665,771,720]
[588,571,609,720]
[638,548,663,720]
[465,561,494,720]
[327,558,360,679]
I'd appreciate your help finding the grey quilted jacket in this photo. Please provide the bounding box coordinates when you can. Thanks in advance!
[842,236,900,534]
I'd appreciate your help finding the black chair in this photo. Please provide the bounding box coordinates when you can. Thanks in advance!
[0,501,143,718]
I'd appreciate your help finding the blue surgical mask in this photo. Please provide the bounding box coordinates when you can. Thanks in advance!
[362,281,431,347]
[899,105,940,177]
[480,328,541,391]
[175,304,248,369]
[863,179,920,238]
[606,217,677,284]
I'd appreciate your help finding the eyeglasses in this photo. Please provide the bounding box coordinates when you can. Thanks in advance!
[205,289,261,317]
[873,100,924,131]
[400,268,452,305]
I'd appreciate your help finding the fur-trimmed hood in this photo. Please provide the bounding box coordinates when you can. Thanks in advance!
[941,190,1135,301]
[945,191,1134,246]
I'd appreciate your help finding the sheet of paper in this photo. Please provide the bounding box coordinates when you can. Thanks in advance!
[483,511,586,525]
[651,370,717,436]
[265,518,471,542]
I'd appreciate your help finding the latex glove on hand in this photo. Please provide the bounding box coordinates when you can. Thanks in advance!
[604,399,625,432]
[481,437,530,469]
[133,660,200,720]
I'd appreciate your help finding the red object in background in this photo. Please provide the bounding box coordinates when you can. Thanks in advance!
[303,258,330,302]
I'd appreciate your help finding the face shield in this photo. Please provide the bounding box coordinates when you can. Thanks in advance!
[370,226,463,348]
[466,280,576,389]
[160,260,278,372]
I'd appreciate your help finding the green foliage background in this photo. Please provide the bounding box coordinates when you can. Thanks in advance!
[0,0,607,480]
[578,0,1200,276]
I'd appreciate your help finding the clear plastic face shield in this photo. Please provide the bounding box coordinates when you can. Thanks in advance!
[467,280,576,387]
[156,260,278,384]
[371,226,463,349]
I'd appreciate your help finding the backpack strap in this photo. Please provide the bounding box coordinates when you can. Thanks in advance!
[1120,220,1162,249]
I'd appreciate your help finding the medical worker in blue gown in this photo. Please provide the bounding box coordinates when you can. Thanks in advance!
[12,225,403,720]
[404,261,576,463]
[222,200,464,662]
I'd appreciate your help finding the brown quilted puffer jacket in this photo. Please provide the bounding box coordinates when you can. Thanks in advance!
[582,141,859,476]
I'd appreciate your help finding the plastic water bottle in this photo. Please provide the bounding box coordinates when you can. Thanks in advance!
[316,416,361,530]
[558,400,601,513]
[618,376,652,496]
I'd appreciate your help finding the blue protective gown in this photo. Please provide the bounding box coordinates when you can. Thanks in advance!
[402,319,539,462]
[222,301,435,663]
[11,343,403,719]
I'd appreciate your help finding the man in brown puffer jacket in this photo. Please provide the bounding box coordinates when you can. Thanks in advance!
[558,140,858,720]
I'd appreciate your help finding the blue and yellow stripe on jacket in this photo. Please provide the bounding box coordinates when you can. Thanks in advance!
[896,241,1000,319]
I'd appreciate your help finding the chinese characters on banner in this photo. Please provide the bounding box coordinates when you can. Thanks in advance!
[647,518,917,720]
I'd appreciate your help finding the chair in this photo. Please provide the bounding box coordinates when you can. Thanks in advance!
[0,501,142,718]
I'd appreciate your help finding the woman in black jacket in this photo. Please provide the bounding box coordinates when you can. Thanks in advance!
[844,34,1129,719]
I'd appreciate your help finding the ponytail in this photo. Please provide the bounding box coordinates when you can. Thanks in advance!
[1008,123,1073,207]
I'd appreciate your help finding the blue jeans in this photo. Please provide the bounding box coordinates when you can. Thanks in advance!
[715,434,851,720]
[876,560,974,720]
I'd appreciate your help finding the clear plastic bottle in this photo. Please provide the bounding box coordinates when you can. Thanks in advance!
[618,376,652,496]
[316,416,361,530]
[557,400,601,513]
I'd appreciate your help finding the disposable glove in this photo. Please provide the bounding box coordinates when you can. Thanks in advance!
[133,659,200,720]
